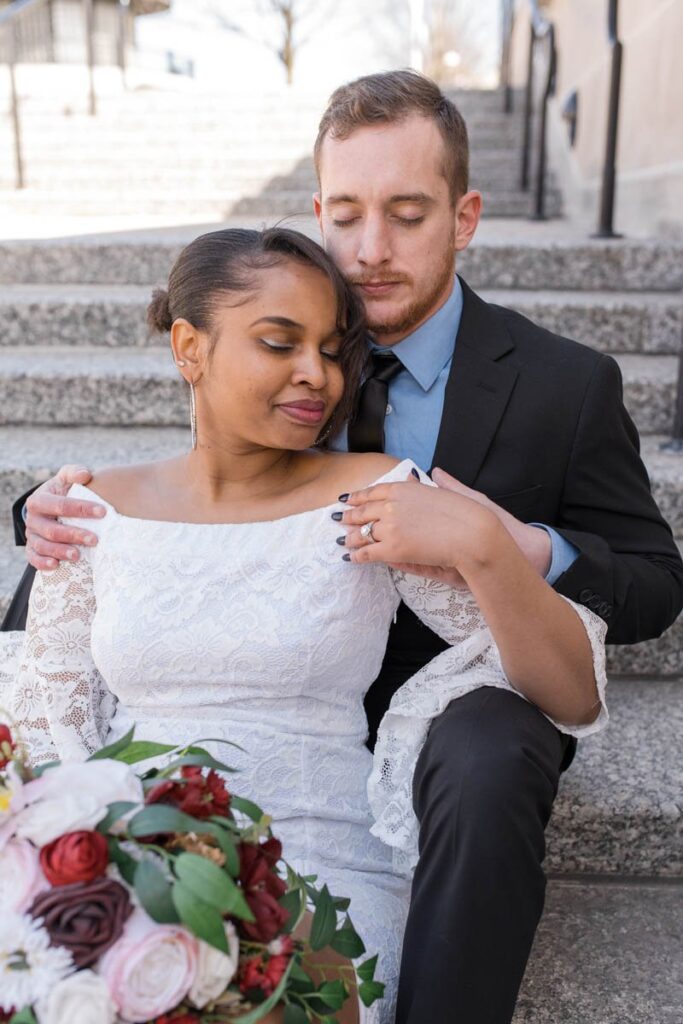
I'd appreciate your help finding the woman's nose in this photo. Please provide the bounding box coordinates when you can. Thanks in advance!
[291,352,327,389]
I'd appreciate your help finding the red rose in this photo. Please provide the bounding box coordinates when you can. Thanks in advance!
[0,724,15,769]
[239,951,290,1000]
[40,830,109,886]
[146,766,231,820]
[264,953,289,991]
[237,838,289,943]
[154,1014,200,1024]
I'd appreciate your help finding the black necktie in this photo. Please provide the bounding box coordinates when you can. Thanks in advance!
[348,350,404,453]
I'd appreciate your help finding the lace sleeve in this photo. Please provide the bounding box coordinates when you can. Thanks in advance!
[8,554,116,766]
[368,462,609,875]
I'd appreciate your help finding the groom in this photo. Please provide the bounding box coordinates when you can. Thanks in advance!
[5,72,683,1023]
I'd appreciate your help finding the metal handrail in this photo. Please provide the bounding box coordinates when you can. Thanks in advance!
[593,0,623,238]
[500,0,515,113]
[519,1,557,220]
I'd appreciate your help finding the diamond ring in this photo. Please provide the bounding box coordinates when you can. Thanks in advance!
[360,521,377,543]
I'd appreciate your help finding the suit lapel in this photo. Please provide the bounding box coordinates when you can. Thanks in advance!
[431,278,519,485]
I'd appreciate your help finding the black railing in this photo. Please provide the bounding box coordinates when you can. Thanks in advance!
[500,0,515,114]
[593,0,623,238]
[518,2,556,220]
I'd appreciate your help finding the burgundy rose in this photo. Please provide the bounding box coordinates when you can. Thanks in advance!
[40,830,109,887]
[30,876,132,968]
[146,766,231,820]
[239,951,290,1000]
[237,838,289,943]
[0,724,15,769]
[154,1014,201,1024]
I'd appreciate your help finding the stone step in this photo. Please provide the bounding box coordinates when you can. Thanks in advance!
[0,187,561,219]
[545,678,682,876]
[2,284,678,354]
[0,347,674,433]
[512,877,682,1024]
[3,234,680,291]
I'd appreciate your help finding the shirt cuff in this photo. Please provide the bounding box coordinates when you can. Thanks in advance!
[530,524,580,586]
[21,502,29,524]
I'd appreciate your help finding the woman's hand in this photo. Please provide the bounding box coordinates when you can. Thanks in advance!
[334,470,502,585]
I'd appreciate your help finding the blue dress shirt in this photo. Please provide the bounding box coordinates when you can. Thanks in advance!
[333,276,579,586]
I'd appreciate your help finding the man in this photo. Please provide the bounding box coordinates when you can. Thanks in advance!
[5,71,683,1023]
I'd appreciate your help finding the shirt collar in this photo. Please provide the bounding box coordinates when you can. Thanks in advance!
[371,276,462,392]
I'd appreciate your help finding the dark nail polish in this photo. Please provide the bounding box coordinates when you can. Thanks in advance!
[342,553,352,561]
[336,535,346,546]
[338,493,350,502]
[411,468,420,479]
[331,511,343,521]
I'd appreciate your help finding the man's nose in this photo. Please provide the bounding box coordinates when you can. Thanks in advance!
[357,218,392,267]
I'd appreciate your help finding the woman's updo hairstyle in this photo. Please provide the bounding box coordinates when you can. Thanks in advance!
[146,227,368,443]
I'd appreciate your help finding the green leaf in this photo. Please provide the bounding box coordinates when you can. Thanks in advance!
[283,1005,309,1024]
[134,859,179,924]
[231,955,295,1024]
[210,825,240,876]
[357,954,378,982]
[330,916,366,959]
[107,839,137,885]
[160,751,237,774]
[174,852,253,919]
[316,980,347,1010]
[127,804,202,837]
[279,887,305,934]
[171,881,229,953]
[114,740,179,764]
[332,895,351,912]
[31,759,61,777]
[309,884,337,952]
[96,800,138,834]
[88,726,135,761]
[358,979,385,1007]
[230,794,265,822]
[9,1009,38,1024]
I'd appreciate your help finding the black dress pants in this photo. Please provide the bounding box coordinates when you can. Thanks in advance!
[395,686,572,1024]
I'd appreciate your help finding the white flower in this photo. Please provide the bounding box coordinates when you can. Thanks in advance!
[12,760,144,846]
[188,921,240,1008]
[0,912,74,1012]
[36,969,116,1024]
[0,838,49,912]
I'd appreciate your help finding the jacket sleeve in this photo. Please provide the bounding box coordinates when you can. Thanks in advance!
[553,353,683,643]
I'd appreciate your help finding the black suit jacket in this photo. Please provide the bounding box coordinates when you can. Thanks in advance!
[363,278,683,746]
[5,279,683,754]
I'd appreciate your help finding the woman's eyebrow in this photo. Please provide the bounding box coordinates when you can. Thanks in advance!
[250,316,303,329]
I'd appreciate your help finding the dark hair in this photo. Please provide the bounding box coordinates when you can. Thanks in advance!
[147,227,368,443]
[314,69,469,205]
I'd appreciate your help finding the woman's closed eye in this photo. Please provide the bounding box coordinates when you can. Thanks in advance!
[260,338,340,362]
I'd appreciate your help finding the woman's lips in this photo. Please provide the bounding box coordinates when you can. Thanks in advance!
[278,402,326,425]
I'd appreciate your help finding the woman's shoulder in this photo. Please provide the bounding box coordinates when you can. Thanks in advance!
[77,460,178,517]
[313,452,419,493]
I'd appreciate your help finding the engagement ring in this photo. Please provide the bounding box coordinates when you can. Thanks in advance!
[360,521,377,542]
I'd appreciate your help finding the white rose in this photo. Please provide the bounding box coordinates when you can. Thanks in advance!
[188,921,240,1008]
[13,761,143,845]
[0,837,49,912]
[37,970,116,1024]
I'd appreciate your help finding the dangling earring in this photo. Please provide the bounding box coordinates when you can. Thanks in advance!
[189,380,197,451]
[314,420,334,448]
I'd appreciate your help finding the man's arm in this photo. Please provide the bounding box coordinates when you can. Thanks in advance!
[552,353,683,644]
[16,466,105,570]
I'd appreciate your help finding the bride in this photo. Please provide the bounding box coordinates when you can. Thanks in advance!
[2,227,607,1023]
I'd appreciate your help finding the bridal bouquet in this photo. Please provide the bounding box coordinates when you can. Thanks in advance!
[0,723,383,1024]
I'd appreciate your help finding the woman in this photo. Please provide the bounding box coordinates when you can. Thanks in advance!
[4,228,608,1023]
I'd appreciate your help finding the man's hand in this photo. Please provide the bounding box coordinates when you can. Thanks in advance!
[430,468,552,578]
[25,465,105,571]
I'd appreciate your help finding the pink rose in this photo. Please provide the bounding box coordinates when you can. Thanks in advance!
[98,910,198,1023]
[0,838,49,912]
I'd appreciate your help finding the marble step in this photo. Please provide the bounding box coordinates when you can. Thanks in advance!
[0,187,560,219]
[512,877,682,1024]
[0,348,675,434]
[2,233,680,291]
[1,285,679,355]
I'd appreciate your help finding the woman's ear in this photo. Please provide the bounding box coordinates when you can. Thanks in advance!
[171,318,205,382]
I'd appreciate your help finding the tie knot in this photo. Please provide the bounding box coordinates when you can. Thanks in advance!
[369,349,404,384]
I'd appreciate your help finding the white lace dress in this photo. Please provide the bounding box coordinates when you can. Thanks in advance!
[1,459,608,1023]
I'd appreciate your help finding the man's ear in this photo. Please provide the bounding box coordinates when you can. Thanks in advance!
[313,192,323,232]
[454,190,482,253]
[170,318,204,383]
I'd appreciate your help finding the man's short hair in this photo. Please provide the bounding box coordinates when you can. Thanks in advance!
[314,69,469,206]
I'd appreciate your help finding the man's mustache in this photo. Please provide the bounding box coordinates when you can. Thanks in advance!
[348,275,411,286]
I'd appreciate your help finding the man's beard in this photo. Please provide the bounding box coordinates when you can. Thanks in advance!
[366,245,456,338]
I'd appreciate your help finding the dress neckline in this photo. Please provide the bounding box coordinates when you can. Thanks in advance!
[68,458,416,529]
